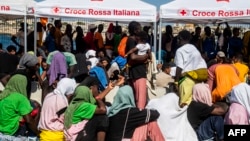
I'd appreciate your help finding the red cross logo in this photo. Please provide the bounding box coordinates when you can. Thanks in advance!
[27,7,34,14]
[52,7,60,14]
[179,9,188,16]
[217,0,229,2]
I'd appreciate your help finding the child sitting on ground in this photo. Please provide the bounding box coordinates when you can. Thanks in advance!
[124,31,152,77]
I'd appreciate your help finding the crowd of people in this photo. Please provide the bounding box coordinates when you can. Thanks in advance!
[0,19,250,141]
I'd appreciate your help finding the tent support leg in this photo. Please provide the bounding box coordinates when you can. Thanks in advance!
[153,22,157,55]
[24,14,27,53]
[158,18,162,63]
[34,17,37,55]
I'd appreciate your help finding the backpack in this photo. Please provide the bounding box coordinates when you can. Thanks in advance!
[117,36,128,57]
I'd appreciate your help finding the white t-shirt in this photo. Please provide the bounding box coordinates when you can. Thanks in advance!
[174,44,207,74]
[136,43,150,55]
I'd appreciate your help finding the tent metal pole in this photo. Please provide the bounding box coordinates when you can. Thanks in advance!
[34,17,37,55]
[158,18,162,62]
[24,14,27,53]
[153,21,157,55]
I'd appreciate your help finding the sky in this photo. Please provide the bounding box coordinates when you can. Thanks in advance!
[142,0,172,10]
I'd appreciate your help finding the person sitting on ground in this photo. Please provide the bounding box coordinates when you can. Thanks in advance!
[39,58,48,81]
[6,45,17,55]
[86,49,99,68]
[207,51,227,68]
[187,83,227,141]
[0,74,39,140]
[0,45,19,80]
[38,78,77,140]
[155,62,174,88]
[225,83,250,125]
[106,85,163,141]
[64,85,109,141]
[43,48,77,101]
[207,60,241,102]
[46,48,77,78]
[146,83,198,141]
[1,53,42,98]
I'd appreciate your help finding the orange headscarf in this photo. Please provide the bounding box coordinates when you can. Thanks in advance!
[212,64,241,102]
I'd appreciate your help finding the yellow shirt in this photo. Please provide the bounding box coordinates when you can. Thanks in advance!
[233,62,249,82]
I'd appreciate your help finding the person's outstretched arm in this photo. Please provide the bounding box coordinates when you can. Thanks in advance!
[125,48,138,58]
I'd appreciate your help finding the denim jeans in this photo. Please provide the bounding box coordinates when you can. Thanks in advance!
[196,116,224,141]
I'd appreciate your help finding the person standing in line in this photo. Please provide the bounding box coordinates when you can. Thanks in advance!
[74,26,85,53]
[61,24,73,53]
[105,23,115,58]
[84,24,97,51]
[95,24,104,50]
[54,20,63,50]
[125,21,149,109]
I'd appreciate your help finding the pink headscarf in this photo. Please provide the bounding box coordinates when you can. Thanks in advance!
[192,83,213,106]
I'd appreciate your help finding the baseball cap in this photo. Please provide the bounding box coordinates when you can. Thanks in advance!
[217,51,225,58]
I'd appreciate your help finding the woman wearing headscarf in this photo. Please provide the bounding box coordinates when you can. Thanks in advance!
[125,21,151,141]
[146,85,198,141]
[74,26,85,53]
[187,83,227,141]
[106,85,162,141]
[64,86,108,141]
[0,74,39,140]
[42,51,68,102]
[86,49,99,68]
[80,76,116,100]
[61,24,73,53]
[38,78,77,141]
[107,55,127,78]
[1,53,40,98]
[84,24,97,51]
[47,51,68,87]
[105,23,115,58]
[207,63,241,102]
[225,83,250,125]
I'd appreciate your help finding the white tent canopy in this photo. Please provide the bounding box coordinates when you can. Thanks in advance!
[34,0,158,54]
[0,0,36,20]
[160,0,250,24]
[35,0,157,22]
